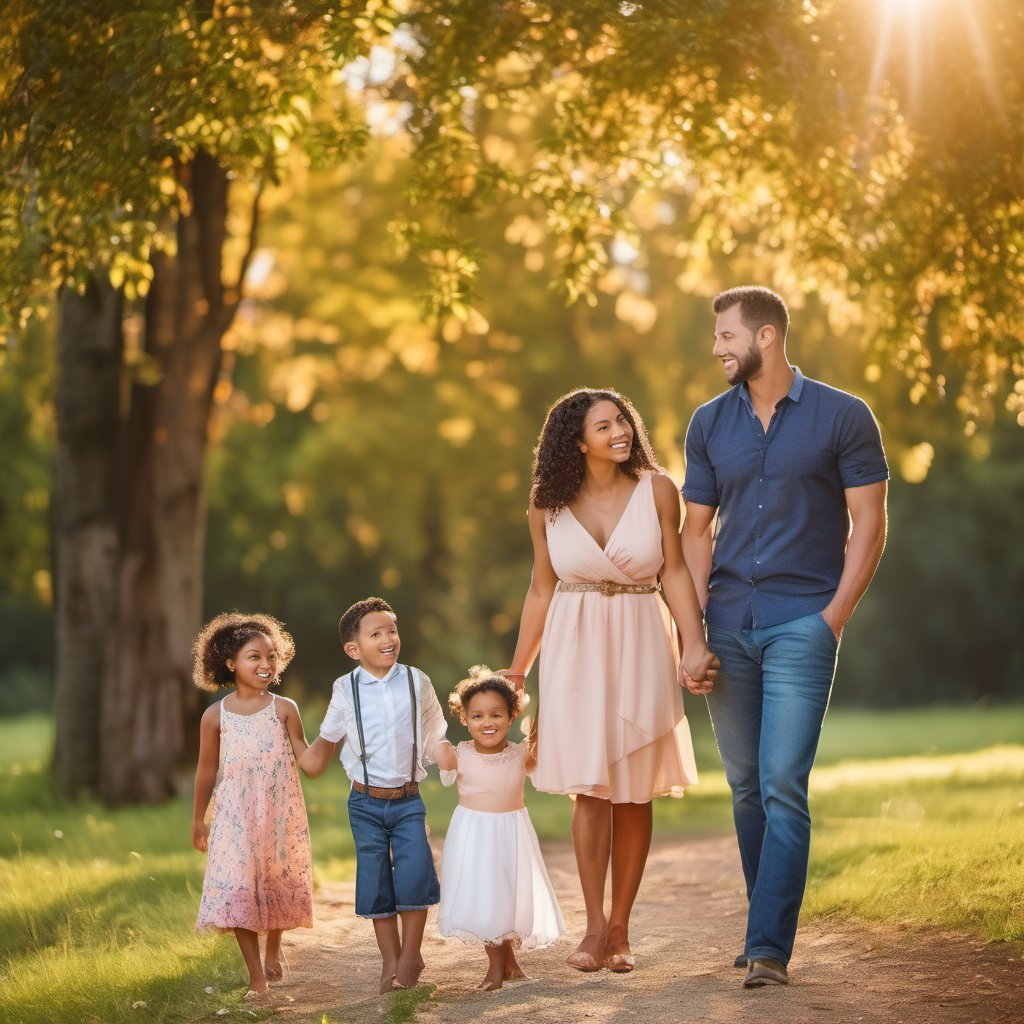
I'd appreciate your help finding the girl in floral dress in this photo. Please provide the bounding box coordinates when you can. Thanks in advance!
[191,612,313,1000]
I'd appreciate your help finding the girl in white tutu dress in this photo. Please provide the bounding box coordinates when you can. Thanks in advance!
[433,666,565,990]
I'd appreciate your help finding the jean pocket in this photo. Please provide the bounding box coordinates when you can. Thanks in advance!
[814,612,840,645]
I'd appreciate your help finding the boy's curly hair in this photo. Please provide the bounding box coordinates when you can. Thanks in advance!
[338,596,396,647]
[192,611,295,692]
[531,387,660,517]
[447,665,522,719]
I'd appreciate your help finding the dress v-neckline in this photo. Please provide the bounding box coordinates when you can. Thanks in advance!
[566,474,644,552]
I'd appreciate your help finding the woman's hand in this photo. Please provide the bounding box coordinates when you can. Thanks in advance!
[497,669,526,692]
[678,645,720,695]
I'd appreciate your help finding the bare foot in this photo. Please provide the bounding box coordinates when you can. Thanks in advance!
[478,967,505,991]
[379,967,398,994]
[604,925,635,973]
[243,986,269,1001]
[264,960,283,983]
[395,955,425,989]
[566,932,606,972]
[504,944,526,980]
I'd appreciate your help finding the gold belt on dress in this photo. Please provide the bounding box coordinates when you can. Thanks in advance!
[557,580,661,596]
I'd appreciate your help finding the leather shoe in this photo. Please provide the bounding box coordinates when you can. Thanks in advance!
[733,953,748,968]
[743,957,788,987]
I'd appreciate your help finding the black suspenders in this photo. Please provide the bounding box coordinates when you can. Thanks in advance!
[350,666,418,790]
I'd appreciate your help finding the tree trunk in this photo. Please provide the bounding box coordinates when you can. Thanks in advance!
[53,150,242,805]
[53,278,124,795]
[99,152,231,804]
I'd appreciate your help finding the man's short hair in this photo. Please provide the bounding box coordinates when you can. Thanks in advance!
[713,286,790,340]
[338,596,396,646]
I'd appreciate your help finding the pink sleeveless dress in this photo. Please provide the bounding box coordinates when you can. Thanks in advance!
[534,471,699,803]
[438,741,564,949]
[196,694,313,932]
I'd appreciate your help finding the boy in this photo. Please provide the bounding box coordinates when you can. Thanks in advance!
[300,597,446,993]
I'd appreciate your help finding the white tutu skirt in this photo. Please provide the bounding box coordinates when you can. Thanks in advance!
[438,805,565,949]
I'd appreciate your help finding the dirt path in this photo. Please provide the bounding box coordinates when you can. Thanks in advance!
[270,836,1022,1024]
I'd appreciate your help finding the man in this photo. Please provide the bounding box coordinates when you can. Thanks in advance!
[681,286,888,988]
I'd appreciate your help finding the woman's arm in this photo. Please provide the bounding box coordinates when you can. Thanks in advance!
[191,705,221,852]
[502,501,559,689]
[653,474,719,694]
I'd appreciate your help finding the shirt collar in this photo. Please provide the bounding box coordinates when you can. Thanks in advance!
[738,365,804,411]
[355,662,403,685]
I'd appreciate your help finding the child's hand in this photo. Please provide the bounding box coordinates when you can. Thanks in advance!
[191,820,209,852]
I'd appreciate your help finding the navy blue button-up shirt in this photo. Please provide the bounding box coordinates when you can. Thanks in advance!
[683,368,888,631]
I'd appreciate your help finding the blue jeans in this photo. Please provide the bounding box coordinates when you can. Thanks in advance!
[706,612,839,965]
[347,789,440,919]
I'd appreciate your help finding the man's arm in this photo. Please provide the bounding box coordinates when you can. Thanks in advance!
[681,501,717,611]
[820,480,888,639]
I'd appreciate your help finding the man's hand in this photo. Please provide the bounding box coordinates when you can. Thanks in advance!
[679,645,720,695]
[819,604,846,642]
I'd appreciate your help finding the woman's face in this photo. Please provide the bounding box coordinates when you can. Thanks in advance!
[578,399,634,463]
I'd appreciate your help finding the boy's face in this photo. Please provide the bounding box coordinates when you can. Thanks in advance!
[345,610,400,677]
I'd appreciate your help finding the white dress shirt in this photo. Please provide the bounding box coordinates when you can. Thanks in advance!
[318,662,447,788]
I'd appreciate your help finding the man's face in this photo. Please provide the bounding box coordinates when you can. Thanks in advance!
[713,304,762,386]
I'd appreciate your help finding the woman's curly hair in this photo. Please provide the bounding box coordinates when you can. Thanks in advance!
[447,665,523,720]
[192,611,296,692]
[531,387,660,517]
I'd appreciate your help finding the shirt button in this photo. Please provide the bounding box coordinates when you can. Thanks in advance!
[758,504,763,509]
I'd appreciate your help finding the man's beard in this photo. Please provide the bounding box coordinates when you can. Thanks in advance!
[726,344,762,385]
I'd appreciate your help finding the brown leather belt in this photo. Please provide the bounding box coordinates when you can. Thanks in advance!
[351,780,419,800]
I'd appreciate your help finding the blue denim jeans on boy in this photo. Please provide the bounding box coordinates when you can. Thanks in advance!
[706,611,839,966]
[347,789,440,919]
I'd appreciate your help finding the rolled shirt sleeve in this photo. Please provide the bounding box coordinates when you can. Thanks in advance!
[417,670,448,766]
[318,676,350,746]
[682,409,721,507]
[836,399,889,488]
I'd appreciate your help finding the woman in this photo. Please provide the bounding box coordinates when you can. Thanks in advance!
[502,388,718,974]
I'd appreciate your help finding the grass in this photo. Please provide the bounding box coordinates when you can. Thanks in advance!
[1,703,1022,1023]
[804,746,1024,941]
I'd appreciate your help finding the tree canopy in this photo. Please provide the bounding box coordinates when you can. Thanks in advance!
[1,0,1021,802]
[4,1,1024,428]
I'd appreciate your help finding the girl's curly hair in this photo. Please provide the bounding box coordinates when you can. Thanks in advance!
[192,611,296,692]
[447,665,522,719]
[531,387,660,516]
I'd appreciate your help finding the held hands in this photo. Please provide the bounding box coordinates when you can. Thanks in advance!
[191,820,209,852]
[678,645,720,696]
[497,669,530,706]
